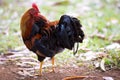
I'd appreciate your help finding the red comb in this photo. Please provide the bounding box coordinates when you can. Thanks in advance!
[32,3,39,11]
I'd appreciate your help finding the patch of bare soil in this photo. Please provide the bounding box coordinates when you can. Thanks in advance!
[0,61,120,80]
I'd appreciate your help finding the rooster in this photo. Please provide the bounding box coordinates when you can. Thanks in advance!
[20,3,84,76]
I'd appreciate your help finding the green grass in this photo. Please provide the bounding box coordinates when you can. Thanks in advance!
[104,49,120,68]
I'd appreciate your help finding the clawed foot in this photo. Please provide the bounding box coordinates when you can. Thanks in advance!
[48,69,55,73]
[34,73,42,76]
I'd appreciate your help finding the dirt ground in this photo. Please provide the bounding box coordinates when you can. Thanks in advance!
[0,60,120,80]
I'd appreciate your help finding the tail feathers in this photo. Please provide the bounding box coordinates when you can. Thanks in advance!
[71,17,84,42]
[55,15,84,50]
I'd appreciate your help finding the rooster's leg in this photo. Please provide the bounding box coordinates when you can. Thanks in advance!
[39,61,43,76]
[52,57,55,72]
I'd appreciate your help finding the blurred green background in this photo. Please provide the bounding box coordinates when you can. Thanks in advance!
[0,0,120,67]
